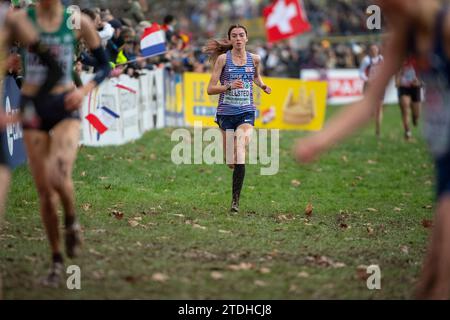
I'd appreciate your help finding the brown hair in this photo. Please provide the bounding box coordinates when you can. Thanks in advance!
[202,24,248,66]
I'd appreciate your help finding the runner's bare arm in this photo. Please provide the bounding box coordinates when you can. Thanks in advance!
[207,54,229,95]
[295,29,407,162]
[252,54,271,94]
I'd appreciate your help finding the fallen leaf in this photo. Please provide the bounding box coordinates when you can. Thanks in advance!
[367,226,374,235]
[80,171,86,177]
[151,273,168,282]
[259,267,271,274]
[219,229,231,234]
[210,271,224,280]
[128,219,139,227]
[254,280,267,287]
[289,284,299,292]
[291,179,301,187]
[356,265,369,281]
[394,207,402,212]
[333,262,346,268]
[91,271,105,280]
[124,275,138,283]
[88,248,102,257]
[400,245,409,254]
[422,219,433,229]
[297,271,310,278]
[342,155,348,163]
[111,210,124,220]
[366,208,378,212]
[82,203,92,212]
[367,159,377,165]
[305,203,313,217]
[422,205,433,209]
[228,262,254,271]
[192,223,206,230]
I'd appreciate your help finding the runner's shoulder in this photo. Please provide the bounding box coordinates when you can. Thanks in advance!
[216,53,227,66]
[249,53,261,64]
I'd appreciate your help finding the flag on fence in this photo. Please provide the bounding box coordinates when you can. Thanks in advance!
[263,0,311,43]
[85,106,120,135]
[140,23,167,58]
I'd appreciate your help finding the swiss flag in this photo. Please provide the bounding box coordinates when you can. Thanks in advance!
[263,0,311,43]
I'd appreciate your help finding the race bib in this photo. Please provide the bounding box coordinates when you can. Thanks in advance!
[223,81,252,106]
[401,67,416,86]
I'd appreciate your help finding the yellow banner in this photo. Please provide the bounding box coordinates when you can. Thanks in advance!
[183,72,328,131]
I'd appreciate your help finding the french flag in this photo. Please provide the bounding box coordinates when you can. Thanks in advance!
[140,23,167,58]
[85,106,120,135]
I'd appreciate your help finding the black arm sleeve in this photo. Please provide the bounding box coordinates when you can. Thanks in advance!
[90,46,111,85]
[29,41,63,98]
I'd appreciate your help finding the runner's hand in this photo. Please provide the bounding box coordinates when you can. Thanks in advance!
[65,88,85,111]
[231,79,244,89]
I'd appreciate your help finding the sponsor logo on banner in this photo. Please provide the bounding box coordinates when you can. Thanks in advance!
[301,69,398,105]
[183,72,327,131]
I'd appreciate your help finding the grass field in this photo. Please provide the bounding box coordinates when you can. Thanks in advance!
[0,105,435,299]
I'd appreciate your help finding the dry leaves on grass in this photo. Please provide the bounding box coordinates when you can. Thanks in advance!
[228,262,254,271]
[297,271,310,278]
[185,219,207,230]
[400,245,409,254]
[151,273,169,282]
[422,219,433,229]
[254,280,267,287]
[259,267,271,274]
[291,179,301,187]
[356,265,369,281]
[305,203,313,217]
[111,210,124,220]
[276,214,296,222]
[366,208,378,212]
[305,255,346,268]
[210,271,224,280]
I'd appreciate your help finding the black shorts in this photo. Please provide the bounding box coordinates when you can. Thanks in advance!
[435,151,450,198]
[0,146,6,166]
[1,130,7,166]
[398,86,421,103]
[215,111,255,131]
[20,93,80,132]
